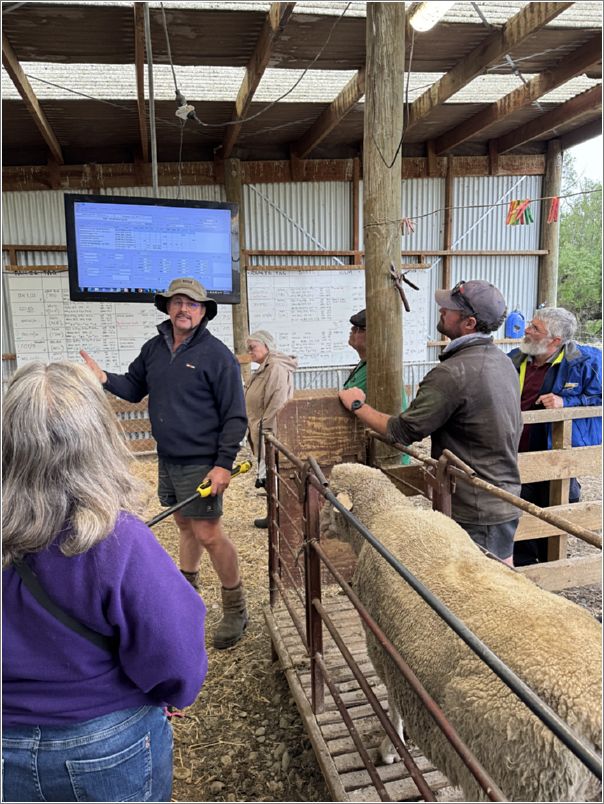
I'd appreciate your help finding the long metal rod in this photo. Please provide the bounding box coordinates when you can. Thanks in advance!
[145,462,250,527]
[371,432,602,548]
[313,543,505,801]
[272,573,307,649]
[264,432,602,777]
[322,489,602,780]
[314,652,392,802]
[143,4,159,194]
[314,600,439,802]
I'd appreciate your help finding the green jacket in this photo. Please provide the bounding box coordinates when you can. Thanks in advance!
[344,359,409,463]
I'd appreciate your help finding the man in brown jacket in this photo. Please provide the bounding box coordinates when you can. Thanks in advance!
[339,280,522,565]
[245,330,298,527]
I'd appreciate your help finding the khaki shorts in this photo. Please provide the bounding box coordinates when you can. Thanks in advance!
[158,459,223,520]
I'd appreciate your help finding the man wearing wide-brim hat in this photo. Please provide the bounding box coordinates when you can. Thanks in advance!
[81,277,249,649]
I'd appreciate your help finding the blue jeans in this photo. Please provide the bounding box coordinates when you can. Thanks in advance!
[2,705,173,802]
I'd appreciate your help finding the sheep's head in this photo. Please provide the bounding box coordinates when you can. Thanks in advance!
[320,463,405,555]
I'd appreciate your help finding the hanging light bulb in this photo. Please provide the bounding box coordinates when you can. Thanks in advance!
[408,1,456,32]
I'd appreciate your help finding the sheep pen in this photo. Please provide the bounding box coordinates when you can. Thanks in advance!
[321,463,602,803]
[128,451,600,802]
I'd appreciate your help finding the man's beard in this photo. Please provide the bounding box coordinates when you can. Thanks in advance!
[437,318,459,339]
[518,339,552,356]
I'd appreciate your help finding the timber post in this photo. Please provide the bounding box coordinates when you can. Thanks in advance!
[363,2,405,460]
[538,139,562,306]
[225,157,251,381]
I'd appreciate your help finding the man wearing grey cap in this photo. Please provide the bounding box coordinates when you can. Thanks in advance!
[339,280,522,565]
[81,277,249,649]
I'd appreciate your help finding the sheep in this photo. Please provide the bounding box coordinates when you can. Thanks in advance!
[320,462,602,803]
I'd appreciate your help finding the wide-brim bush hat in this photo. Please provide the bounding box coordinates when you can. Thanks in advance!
[155,277,218,319]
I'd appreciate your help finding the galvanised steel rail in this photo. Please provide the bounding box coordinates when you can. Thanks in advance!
[265,432,602,787]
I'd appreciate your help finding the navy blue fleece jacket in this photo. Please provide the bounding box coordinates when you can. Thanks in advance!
[104,319,247,469]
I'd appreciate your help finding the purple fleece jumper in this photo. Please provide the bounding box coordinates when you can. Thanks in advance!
[2,513,207,727]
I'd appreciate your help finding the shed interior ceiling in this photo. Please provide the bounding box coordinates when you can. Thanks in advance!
[2,1,602,170]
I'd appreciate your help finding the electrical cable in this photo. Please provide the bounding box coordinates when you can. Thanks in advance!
[370,18,415,171]
[171,3,353,130]
[143,3,159,194]
[472,2,543,111]
[160,3,179,94]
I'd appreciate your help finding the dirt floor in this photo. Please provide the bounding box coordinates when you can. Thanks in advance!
[132,453,602,803]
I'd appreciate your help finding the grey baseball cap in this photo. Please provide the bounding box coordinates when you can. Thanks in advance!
[154,277,218,319]
[434,280,506,330]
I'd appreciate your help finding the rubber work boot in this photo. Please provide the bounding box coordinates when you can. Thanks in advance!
[181,569,200,590]
[213,583,249,649]
[254,516,269,529]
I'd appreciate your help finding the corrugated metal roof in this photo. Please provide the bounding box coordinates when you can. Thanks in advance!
[3,64,598,106]
[2,1,601,164]
[20,2,601,26]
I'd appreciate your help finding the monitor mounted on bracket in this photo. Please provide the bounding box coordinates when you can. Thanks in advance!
[64,193,240,304]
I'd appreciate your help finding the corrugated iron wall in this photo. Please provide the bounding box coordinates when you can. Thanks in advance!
[244,182,351,265]
[447,174,541,359]
[3,176,542,391]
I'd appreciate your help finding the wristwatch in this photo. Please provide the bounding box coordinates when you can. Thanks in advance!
[351,399,364,411]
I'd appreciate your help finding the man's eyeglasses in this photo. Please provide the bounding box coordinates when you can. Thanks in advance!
[450,280,477,317]
[169,298,202,311]
[526,321,549,336]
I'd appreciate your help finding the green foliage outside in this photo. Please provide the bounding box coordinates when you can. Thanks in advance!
[558,154,602,341]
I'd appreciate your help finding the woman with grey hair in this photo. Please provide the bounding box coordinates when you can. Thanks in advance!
[245,330,298,528]
[2,362,207,802]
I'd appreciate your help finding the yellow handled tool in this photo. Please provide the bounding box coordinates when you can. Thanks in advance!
[146,460,252,527]
[196,460,252,497]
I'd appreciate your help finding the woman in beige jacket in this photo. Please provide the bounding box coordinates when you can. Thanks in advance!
[244,330,298,528]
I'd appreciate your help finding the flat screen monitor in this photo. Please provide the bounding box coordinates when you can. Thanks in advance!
[65,193,240,304]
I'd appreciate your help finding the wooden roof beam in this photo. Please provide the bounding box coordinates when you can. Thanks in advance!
[406,2,573,132]
[291,68,365,159]
[221,2,296,159]
[133,2,149,163]
[2,30,64,165]
[495,84,602,153]
[560,119,603,151]
[434,34,602,155]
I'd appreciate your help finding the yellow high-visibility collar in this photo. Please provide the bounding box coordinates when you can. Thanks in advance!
[519,348,564,393]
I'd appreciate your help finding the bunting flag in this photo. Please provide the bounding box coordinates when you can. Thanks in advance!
[547,196,560,223]
[400,217,416,235]
[506,199,534,225]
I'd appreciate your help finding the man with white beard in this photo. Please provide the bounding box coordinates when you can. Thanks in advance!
[508,306,602,565]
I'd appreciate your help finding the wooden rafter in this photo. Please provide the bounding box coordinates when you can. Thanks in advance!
[221,2,296,159]
[495,84,602,153]
[291,68,365,159]
[2,30,64,164]
[434,34,602,155]
[133,2,149,162]
[406,1,573,132]
[560,119,603,151]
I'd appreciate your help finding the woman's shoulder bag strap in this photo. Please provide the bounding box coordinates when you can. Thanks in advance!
[13,560,118,654]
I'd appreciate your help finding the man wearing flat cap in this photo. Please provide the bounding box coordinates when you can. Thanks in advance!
[81,277,249,649]
[343,309,368,392]
[339,280,522,565]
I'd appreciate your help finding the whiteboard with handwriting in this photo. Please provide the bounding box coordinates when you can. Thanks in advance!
[8,269,429,371]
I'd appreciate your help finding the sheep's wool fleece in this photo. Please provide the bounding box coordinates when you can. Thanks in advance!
[322,463,602,803]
